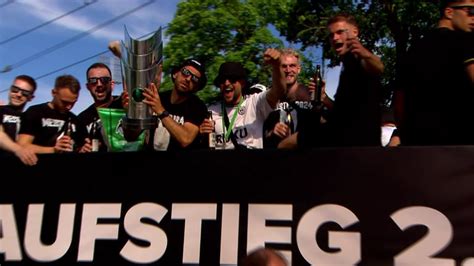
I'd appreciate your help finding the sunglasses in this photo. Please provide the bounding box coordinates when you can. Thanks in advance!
[451,5,474,15]
[10,85,32,97]
[181,68,200,83]
[87,76,112,85]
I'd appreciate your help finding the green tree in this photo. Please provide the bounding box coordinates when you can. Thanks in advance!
[163,0,290,103]
[277,0,439,105]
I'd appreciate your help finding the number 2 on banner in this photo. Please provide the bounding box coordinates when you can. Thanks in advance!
[391,206,455,266]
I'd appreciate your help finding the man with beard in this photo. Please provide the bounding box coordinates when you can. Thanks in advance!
[141,58,208,151]
[78,62,123,152]
[198,48,286,150]
[0,75,38,165]
[109,41,209,151]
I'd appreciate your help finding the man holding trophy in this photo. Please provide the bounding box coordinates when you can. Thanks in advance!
[142,58,208,151]
[109,27,208,151]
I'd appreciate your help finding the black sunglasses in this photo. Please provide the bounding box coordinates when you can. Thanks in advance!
[181,68,200,83]
[10,85,32,97]
[87,76,112,85]
[451,5,474,15]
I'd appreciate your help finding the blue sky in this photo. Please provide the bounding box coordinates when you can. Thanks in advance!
[0,0,177,113]
[0,0,339,114]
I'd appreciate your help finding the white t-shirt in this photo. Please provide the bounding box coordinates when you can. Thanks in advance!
[208,90,273,149]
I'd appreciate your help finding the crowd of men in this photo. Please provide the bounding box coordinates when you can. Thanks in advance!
[1,0,473,166]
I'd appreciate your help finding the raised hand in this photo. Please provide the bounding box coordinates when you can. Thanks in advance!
[108,40,122,58]
[143,82,164,115]
[347,38,372,59]
[263,48,281,65]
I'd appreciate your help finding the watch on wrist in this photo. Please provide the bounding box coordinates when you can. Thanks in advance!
[158,110,169,119]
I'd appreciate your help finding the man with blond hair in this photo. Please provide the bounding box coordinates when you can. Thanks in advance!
[263,48,334,148]
[278,13,384,149]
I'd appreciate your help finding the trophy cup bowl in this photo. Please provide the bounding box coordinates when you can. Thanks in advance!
[120,40,163,70]
[120,26,162,136]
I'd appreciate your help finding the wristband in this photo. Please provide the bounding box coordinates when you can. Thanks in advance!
[158,110,169,119]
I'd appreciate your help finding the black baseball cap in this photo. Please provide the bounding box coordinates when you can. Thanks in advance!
[171,58,207,91]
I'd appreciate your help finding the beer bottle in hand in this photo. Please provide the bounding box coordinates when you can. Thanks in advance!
[64,117,75,152]
[208,111,216,150]
[280,108,294,135]
[90,118,100,152]
[311,65,323,109]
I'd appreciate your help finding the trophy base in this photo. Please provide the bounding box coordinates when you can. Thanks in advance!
[122,116,157,141]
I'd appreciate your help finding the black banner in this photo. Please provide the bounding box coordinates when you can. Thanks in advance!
[1,147,474,265]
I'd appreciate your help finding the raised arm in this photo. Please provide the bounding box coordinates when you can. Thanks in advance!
[143,77,200,148]
[264,48,287,108]
[347,38,384,76]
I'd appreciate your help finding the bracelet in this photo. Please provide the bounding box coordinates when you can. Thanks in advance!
[158,110,169,119]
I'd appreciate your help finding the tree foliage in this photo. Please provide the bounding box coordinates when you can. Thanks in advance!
[279,0,440,105]
[163,0,290,102]
[163,0,440,105]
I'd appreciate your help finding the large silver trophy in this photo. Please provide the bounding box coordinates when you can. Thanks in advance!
[120,26,162,133]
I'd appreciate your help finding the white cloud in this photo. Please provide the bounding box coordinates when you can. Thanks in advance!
[0,0,177,111]
[11,0,168,41]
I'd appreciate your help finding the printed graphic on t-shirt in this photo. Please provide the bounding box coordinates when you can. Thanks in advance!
[215,127,249,145]
[153,114,185,150]
[41,118,65,129]
[293,101,313,110]
[2,114,20,124]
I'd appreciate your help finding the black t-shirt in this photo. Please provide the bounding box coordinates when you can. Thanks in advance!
[77,96,123,152]
[263,100,314,149]
[20,103,87,149]
[330,53,381,146]
[148,90,207,151]
[0,105,22,141]
[398,28,474,145]
[299,53,382,147]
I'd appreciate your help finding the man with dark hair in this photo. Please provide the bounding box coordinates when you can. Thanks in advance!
[0,75,38,165]
[109,38,209,151]
[392,0,474,146]
[279,13,384,148]
[78,62,123,152]
[198,48,286,150]
[140,58,208,151]
[18,74,87,153]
